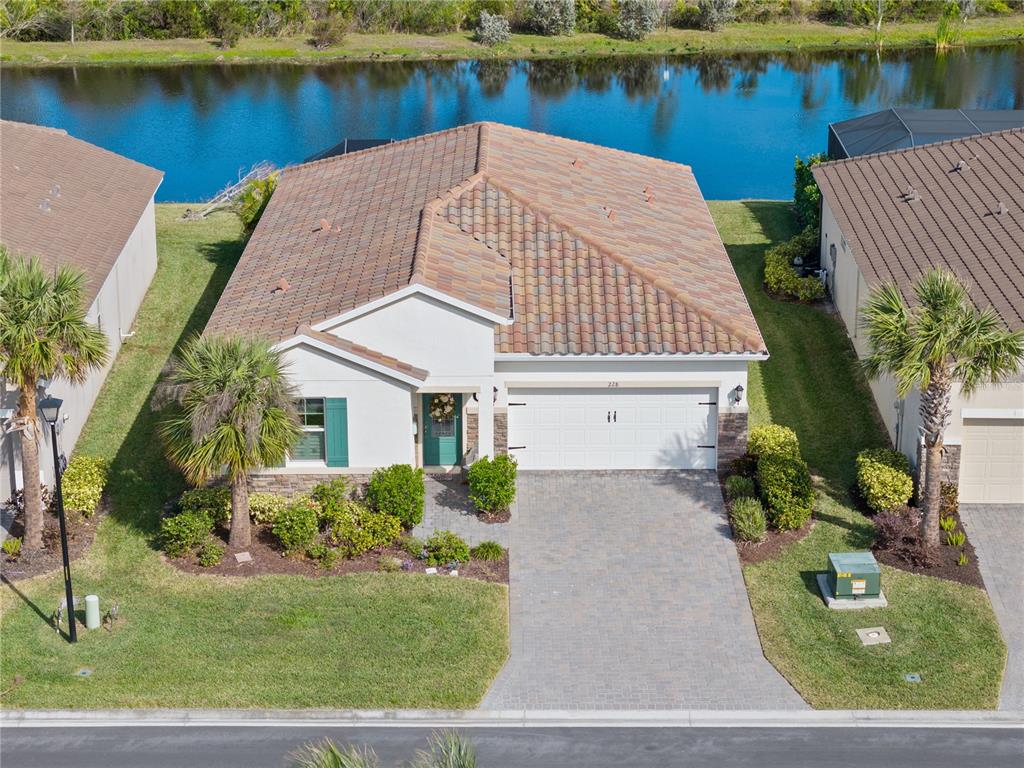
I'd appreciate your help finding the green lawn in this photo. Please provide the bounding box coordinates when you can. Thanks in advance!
[709,201,1005,709]
[0,205,508,710]
[2,17,1021,67]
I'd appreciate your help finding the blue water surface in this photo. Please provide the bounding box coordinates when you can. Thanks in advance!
[2,45,1020,201]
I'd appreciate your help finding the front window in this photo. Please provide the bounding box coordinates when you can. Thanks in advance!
[292,398,325,461]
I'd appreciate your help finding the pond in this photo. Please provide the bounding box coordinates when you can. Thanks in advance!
[2,45,1020,202]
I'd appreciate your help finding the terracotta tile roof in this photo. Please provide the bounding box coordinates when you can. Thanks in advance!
[814,127,1024,332]
[0,119,163,305]
[295,325,429,382]
[207,122,764,355]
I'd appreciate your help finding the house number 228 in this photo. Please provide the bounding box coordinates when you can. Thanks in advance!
[607,382,619,387]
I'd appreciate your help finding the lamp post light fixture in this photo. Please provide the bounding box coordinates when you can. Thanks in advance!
[39,396,76,643]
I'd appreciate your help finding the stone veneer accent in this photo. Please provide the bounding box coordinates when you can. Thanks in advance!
[494,410,508,456]
[717,411,748,469]
[916,441,961,490]
[248,473,372,496]
[466,411,479,457]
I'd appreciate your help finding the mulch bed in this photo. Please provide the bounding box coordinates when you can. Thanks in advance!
[735,517,815,565]
[478,509,510,524]
[871,507,984,590]
[0,501,107,583]
[169,524,509,584]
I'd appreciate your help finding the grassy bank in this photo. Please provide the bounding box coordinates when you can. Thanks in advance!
[0,205,508,710]
[709,200,1005,709]
[2,18,1021,67]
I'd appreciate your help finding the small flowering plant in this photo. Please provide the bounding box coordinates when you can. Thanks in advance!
[429,393,456,420]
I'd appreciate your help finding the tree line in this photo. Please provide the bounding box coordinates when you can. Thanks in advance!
[2,0,1018,42]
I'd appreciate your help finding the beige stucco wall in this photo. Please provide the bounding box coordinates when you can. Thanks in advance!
[1,197,158,502]
[819,198,1024,467]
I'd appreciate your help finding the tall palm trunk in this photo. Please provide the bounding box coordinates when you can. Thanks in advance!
[17,387,44,552]
[918,367,952,550]
[229,473,251,549]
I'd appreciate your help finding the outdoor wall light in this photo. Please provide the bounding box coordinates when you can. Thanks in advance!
[732,385,745,405]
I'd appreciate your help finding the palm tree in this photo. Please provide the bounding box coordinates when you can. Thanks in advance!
[155,335,299,548]
[861,269,1024,549]
[0,248,108,552]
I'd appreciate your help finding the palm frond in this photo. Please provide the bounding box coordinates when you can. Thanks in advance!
[289,740,378,768]
[411,731,477,768]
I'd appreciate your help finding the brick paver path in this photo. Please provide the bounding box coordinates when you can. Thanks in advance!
[960,504,1024,711]
[414,474,510,547]
[482,471,806,710]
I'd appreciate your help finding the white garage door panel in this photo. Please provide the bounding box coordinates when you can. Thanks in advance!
[507,387,717,470]
[959,419,1024,504]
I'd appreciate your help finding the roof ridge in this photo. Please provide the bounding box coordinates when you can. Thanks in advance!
[817,125,1024,170]
[446,174,763,351]
[411,172,488,281]
[289,122,486,174]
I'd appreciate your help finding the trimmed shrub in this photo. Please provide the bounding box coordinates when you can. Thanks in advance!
[730,497,767,542]
[310,477,353,528]
[161,510,215,557]
[2,537,22,559]
[793,153,826,228]
[697,0,737,30]
[467,454,517,514]
[616,0,660,39]
[748,423,800,460]
[425,530,470,566]
[724,474,756,500]
[249,492,288,525]
[272,497,319,554]
[856,448,913,513]
[471,540,505,561]
[179,487,231,525]
[475,10,511,45]
[328,502,402,558]
[61,455,109,517]
[307,541,340,570]
[763,225,824,302]
[196,535,225,567]
[522,0,576,35]
[366,464,425,528]
[378,554,402,572]
[757,453,814,531]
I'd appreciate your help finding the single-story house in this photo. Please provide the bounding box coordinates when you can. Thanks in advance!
[814,127,1024,504]
[0,120,163,502]
[205,122,765,488]
[827,108,1024,159]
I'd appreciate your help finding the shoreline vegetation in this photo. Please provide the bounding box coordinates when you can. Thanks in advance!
[2,18,1022,68]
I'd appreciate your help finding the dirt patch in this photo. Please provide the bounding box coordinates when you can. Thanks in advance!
[169,524,508,584]
[478,509,511,524]
[0,502,106,583]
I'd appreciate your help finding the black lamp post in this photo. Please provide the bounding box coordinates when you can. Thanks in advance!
[39,396,76,643]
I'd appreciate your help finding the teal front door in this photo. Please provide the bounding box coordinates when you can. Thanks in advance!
[422,393,462,466]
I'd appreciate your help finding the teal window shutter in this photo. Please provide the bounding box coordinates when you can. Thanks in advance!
[325,398,349,467]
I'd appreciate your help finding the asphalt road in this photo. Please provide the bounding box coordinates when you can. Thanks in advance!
[2,726,1022,768]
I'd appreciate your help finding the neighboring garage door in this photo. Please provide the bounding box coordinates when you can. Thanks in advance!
[506,387,717,470]
[959,418,1024,503]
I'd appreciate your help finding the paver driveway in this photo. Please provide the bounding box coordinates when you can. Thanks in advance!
[482,471,805,710]
[960,504,1024,711]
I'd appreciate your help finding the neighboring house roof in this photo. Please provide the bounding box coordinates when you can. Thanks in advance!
[206,122,764,356]
[290,325,429,384]
[813,127,1024,332]
[0,119,163,305]
[827,109,1024,159]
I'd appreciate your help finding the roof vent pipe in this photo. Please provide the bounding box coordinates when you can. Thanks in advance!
[995,202,1008,216]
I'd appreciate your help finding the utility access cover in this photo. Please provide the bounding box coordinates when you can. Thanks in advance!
[856,626,891,646]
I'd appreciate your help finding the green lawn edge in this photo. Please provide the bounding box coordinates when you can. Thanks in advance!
[2,18,1022,67]
[0,205,509,710]
[709,200,1005,710]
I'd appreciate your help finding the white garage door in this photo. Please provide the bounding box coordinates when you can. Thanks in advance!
[506,387,717,470]
[959,419,1024,503]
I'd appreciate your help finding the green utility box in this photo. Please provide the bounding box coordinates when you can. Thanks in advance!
[827,552,881,600]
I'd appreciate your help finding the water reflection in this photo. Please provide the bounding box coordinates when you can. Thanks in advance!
[3,45,1018,201]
